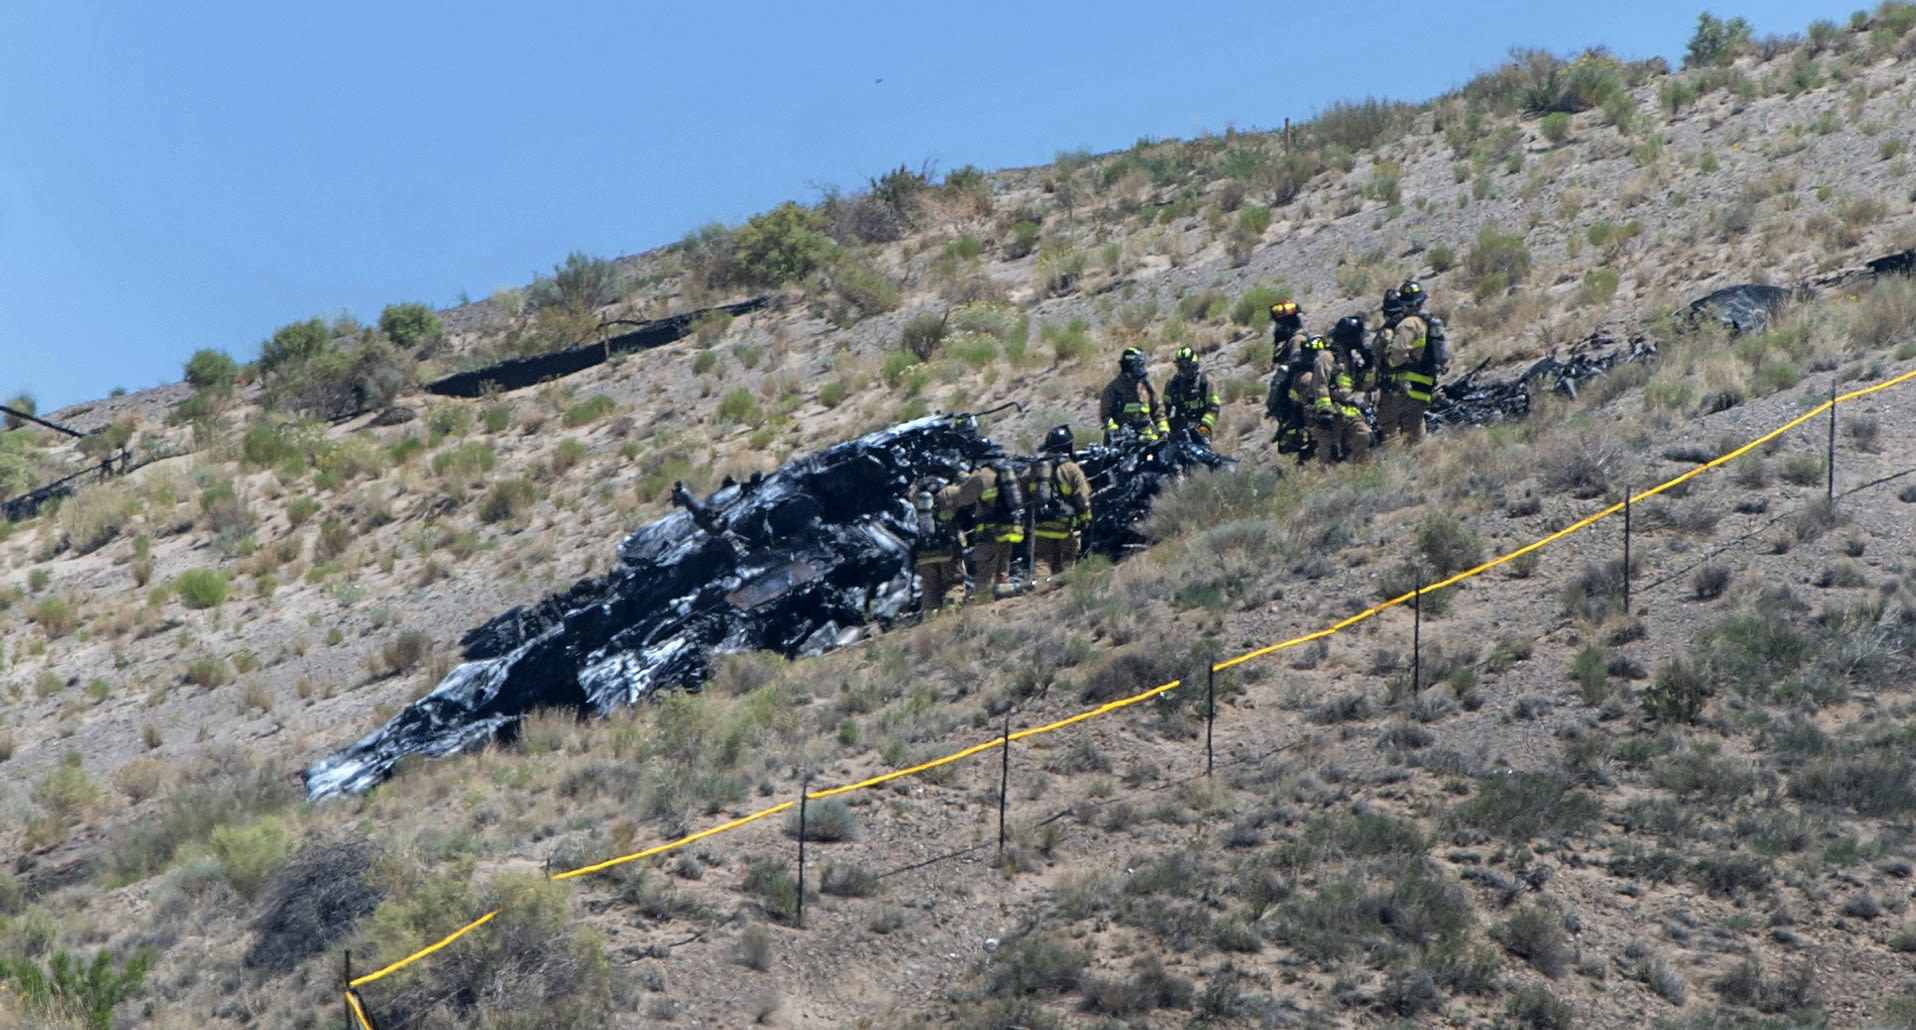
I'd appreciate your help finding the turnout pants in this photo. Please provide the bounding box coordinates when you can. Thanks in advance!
[970,540,1015,600]
[1376,391,1426,445]
[1033,531,1080,581]
[916,548,965,611]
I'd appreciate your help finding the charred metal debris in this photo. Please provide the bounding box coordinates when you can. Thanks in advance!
[302,415,1229,799]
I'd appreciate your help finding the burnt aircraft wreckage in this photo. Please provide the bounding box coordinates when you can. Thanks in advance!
[302,414,1230,799]
[301,263,1916,800]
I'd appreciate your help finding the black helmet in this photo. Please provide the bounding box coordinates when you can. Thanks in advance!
[1302,335,1329,352]
[1120,346,1147,379]
[1398,279,1426,311]
[1381,288,1404,322]
[1330,315,1366,344]
[1174,346,1198,368]
[1041,424,1075,454]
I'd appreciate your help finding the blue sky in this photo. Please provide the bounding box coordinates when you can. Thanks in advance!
[2,1,1859,411]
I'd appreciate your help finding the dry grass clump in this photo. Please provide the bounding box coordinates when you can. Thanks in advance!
[59,481,134,555]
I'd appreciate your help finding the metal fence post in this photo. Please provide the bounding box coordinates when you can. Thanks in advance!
[998,712,1011,859]
[1828,377,1838,504]
[1205,663,1216,777]
[795,780,809,929]
[1412,570,1423,695]
[1622,488,1632,616]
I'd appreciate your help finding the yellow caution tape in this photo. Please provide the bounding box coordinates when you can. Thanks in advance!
[347,365,1916,995]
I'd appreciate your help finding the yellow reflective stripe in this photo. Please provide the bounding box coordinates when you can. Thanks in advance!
[1406,389,1431,402]
[980,487,997,500]
[1402,371,1435,385]
[1200,413,1216,427]
[1123,402,1148,413]
[1313,397,1332,410]
[1034,528,1073,539]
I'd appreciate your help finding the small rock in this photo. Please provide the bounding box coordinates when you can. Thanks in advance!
[983,938,998,952]
[1772,928,1803,948]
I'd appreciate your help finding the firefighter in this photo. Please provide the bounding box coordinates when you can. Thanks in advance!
[912,470,967,611]
[938,459,1024,601]
[1164,347,1221,440]
[1270,300,1308,359]
[1376,280,1446,446]
[1265,302,1314,461]
[1028,425,1092,582]
[1099,347,1167,443]
[1299,334,1369,464]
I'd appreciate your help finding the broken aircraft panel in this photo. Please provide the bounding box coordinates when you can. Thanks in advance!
[302,415,1229,799]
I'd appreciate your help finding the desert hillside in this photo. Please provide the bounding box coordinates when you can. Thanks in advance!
[8,10,1916,1029]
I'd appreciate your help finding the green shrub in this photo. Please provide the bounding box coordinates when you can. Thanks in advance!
[209,817,294,900]
[32,753,104,819]
[378,302,444,350]
[785,798,859,841]
[834,258,901,316]
[481,405,512,433]
[287,497,320,528]
[561,395,615,427]
[382,631,433,672]
[881,351,920,388]
[715,388,764,426]
[0,950,150,1030]
[734,202,834,287]
[1580,267,1620,306]
[1231,284,1292,328]
[264,337,413,419]
[2,392,36,427]
[1415,511,1483,577]
[432,441,496,479]
[479,479,542,523]
[744,856,799,924]
[552,437,588,475]
[1006,219,1043,259]
[1452,772,1599,842]
[59,483,130,556]
[1684,12,1752,68]
[314,518,353,560]
[1539,111,1571,144]
[176,569,228,609]
[1505,984,1574,1029]
[1641,657,1706,723]
[1492,903,1571,976]
[1309,97,1412,151]
[900,313,949,360]
[529,252,619,313]
[183,349,238,392]
[258,318,330,375]
[1042,318,1094,363]
[1465,222,1531,301]
[184,656,233,687]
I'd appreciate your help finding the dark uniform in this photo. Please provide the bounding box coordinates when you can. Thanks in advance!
[1265,302,1313,459]
[1099,347,1167,443]
[1164,347,1221,439]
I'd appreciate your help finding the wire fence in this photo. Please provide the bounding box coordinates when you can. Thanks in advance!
[341,365,1916,1029]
